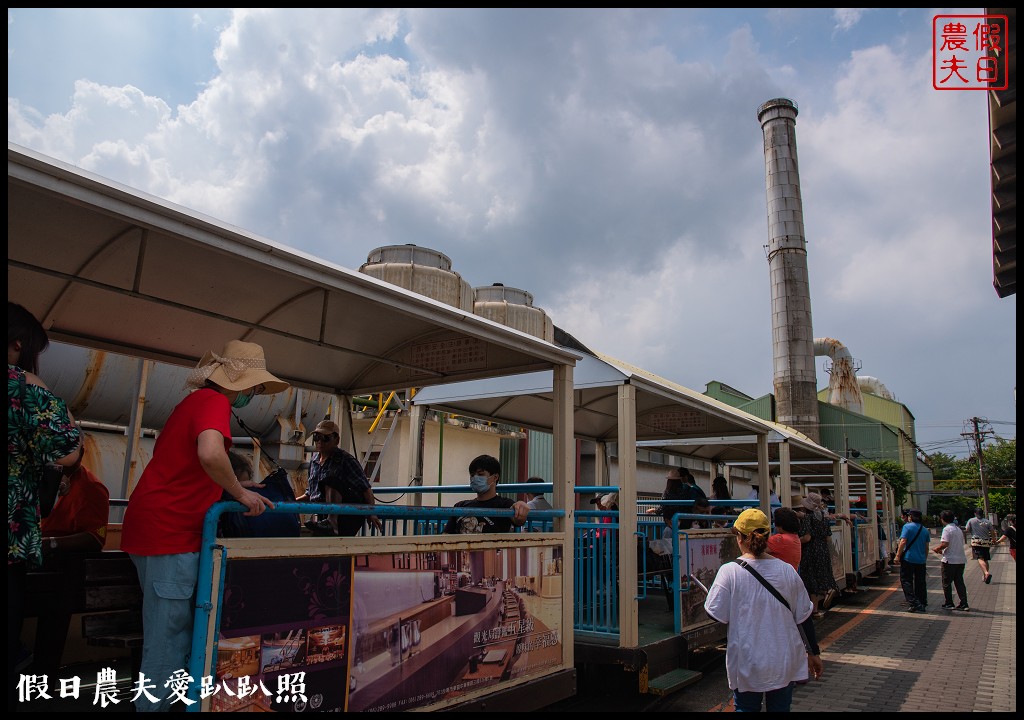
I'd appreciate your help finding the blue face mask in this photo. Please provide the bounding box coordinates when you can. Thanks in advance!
[232,389,254,409]
[470,474,491,493]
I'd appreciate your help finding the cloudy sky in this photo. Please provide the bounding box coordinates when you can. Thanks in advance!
[8,8,1015,460]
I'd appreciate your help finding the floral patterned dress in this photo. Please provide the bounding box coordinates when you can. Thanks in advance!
[7,365,80,570]
[798,508,839,596]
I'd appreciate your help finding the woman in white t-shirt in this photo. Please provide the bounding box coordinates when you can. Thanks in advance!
[705,509,822,712]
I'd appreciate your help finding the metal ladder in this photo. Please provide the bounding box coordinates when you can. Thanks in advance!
[360,391,408,483]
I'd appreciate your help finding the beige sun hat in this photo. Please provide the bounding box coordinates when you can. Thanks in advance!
[185,340,289,395]
[802,492,825,511]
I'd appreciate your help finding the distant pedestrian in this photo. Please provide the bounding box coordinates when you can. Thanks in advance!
[894,508,929,612]
[964,507,996,583]
[995,514,1015,562]
[932,510,969,612]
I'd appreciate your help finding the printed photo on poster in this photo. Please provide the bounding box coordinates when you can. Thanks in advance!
[681,533,740,627]
[347,544,564,713]
[209,556,354,713]
[260,629,307,673]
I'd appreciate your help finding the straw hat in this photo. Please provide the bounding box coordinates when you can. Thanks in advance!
[185,340,288,394]
[802,492,824,511]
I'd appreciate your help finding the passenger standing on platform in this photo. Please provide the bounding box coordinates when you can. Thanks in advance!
[712,475,732,502]
[705,508,822,712]
[525,482,553,511]
[894,508,929,613]
[712,475,739,518]
[746,483,781,506]
[8,302,84,710]
[768,507,802,572]
[40,449,110,556]
[525,486,553,531]
[795,493,839,618]
[932,510,969,612]
[31,451,110,678]
[683,496,713,529]
[964,507,996,583]
[297,420,381,537]
[647,468,691,528]
[121,340,288,712]
[995,514,1015,562]
[681,469,708,502]
[443,454,529,534]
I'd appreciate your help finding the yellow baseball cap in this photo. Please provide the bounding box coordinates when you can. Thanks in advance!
[733,508,771,534]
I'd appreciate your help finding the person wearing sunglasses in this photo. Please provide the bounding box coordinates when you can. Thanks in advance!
[298,420,381,537]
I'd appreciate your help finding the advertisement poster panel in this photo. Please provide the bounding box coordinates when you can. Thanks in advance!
[679,533,740,628]
[208,544,563,712]
[212,555,353,712]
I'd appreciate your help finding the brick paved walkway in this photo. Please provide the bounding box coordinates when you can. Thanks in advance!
[790,542,1015,712]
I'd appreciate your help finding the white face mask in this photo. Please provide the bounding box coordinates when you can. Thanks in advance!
[470,474,491,493]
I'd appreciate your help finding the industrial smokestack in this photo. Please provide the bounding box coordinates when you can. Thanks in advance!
[757,98,820,442]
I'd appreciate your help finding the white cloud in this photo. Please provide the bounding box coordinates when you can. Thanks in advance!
[833,9,867,33]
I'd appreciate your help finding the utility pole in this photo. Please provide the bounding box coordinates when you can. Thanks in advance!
[972,417,991,516]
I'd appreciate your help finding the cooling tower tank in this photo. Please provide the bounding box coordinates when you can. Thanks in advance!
[473,283,554,342]
[757,98,820,442]
[359,244,475,311]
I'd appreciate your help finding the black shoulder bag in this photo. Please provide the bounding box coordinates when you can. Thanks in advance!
[898,524,925,558]
[734,558,819,656]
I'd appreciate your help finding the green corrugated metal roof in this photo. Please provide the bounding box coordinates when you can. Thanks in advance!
[738,395,774,421]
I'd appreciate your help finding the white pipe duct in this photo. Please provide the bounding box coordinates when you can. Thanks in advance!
[813,337,864,415]
[857,375,895,400]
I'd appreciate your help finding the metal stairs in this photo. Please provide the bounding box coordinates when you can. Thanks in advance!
[360,391,407,483]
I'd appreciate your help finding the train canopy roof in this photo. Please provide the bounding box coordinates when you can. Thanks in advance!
[413,349,844,465]
[8,143,579,395]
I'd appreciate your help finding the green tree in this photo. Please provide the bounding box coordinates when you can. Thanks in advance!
[982,437,1016,483]
[928,451,959,481]
[863,459,912,508]
[926,494,977,522]
[989,489,1016,518]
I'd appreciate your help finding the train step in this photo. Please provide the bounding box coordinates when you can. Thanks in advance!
[647,667,703,696]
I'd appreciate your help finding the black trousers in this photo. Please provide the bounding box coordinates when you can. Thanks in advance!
[940,562,968,606]
[899,561,927,608]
